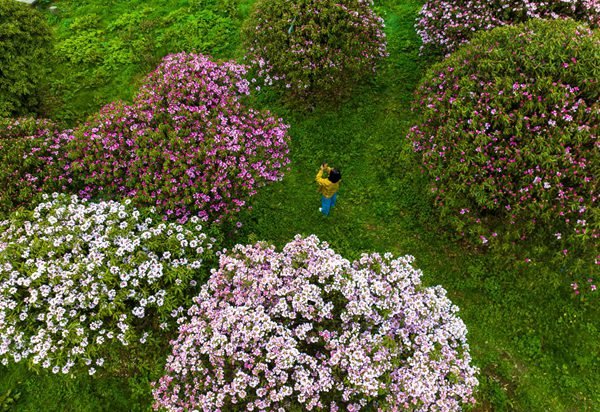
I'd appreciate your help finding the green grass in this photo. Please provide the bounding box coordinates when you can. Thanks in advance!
[1,0,599,410]
[41,0,245,125]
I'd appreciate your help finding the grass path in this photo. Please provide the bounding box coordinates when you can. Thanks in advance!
[238,0,429,257]
[0,0,598,410]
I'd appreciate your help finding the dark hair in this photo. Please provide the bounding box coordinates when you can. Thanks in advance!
[328,168,341,183]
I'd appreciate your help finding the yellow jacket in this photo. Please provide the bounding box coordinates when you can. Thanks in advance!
[315,166,340,198]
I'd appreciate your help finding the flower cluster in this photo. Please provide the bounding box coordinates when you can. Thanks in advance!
[416,0,600,55]
[243,0,388,101]
[62,53,290,223]
[407,20,599,291]
[0,117,70,216]
[153,235,478,411]
[0,194,215,375]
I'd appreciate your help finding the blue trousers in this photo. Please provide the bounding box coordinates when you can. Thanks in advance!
[321,193,337,216]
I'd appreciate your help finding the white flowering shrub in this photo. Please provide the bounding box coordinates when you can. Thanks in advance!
[153,235,479,411]
[0,194,216,375]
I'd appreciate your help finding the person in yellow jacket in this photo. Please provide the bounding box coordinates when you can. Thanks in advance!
[315,163,341,216]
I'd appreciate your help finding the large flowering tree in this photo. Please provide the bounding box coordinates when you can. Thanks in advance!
[407,19,599,294]
[416,0,600,55]
[153,235,479,411]
[0,194,216,375]
[243,0,388,101]
[62,53,290,224]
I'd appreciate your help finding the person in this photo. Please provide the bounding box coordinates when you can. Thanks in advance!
[315,163,341,216]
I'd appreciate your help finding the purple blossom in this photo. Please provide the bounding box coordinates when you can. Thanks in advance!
[53,53,290,224]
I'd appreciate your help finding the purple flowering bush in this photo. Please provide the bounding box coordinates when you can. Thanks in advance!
[243,0,388,101]
[0,194,216,375]
[407,20,599,293]
[416,0,600,55]
[152,235,479,411]
[64,53,290,223]
[0,117,70,216]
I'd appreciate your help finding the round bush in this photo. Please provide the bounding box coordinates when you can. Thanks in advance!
[0,194,216,375]
[416,0,600,55]
[0,0,52,116]
[242,0,388,100]
[0,117,69,216]
[64,53,290,224]
[152,235,479,411]
[407,20,599,275]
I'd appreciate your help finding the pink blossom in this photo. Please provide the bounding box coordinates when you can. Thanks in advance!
[153,235,479,411]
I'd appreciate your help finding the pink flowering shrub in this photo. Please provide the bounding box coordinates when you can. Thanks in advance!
[0,117,70,216]
[135,52,252,110]
[0,194,216,375]
[64,53,290,223]
[416,0,600,55]
[243,0,388,101]
[407,20,599,292]
[153,235,479,411]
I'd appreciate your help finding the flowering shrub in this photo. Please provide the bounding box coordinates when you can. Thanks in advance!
[243,0,388,101]
[0,117,70,216]
[407,20,599,291]
[64,53,290,223]
[416,0,600,55]
[0,194,216,375]
[153,235,479,411]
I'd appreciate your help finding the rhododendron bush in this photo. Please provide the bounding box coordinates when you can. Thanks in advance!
[0,194,216,375]
[407,20,599,293]
[0,118,68,216]
[64,53,290,223]
[243,0,388,100]
[153,235,479,411]
[416,0,600,55]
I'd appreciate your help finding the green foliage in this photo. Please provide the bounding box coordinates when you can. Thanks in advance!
[158,9,235,55]
[189,0,242,18]
[54,12,148,72]
[0,387,21,411]
[0,0,52,117]
[46,0,243,124]
[0,363,148,411]
[47,11,143,123]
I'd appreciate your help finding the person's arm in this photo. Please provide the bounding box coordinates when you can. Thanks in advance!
[315,165,330,186]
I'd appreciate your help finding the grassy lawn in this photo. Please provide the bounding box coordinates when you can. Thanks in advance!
[0,0,598,410]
